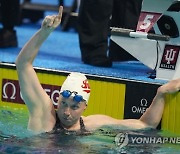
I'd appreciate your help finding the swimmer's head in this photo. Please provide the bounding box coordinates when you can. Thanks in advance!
[60,72,91,105]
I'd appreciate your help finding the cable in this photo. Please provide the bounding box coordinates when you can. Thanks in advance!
[148,40,159,79]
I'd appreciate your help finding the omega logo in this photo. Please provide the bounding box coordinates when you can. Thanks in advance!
[131,98,148,114]
[2,79,60,106]
[3,82,17,100]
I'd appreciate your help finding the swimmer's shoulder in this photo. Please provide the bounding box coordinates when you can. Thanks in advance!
[83,114,120,122]
[82,114,110,122]
[82,115,121,130]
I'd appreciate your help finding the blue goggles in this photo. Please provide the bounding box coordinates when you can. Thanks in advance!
[60,90,85,103]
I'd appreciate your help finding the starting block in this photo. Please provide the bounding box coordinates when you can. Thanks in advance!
[111,0,180,81]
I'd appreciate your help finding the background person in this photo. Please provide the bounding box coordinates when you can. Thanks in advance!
[77,0,142,67]
[0,0,20,48]
[16,6,180,134]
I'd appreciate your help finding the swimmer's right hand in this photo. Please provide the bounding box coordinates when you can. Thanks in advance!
[41,6,63,31]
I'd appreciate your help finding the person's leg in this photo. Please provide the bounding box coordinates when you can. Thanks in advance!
[109,0,142,61]
[77,0,113,67]
[111,0,142,29]
[0,0,20,47]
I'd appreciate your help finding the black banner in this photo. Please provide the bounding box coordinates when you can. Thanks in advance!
[124,82,160,119]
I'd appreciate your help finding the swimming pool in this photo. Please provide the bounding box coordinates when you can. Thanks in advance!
[0,107,180,153]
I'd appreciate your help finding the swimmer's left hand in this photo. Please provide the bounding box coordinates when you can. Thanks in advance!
[42,6,63,30]
[157,78,180,96]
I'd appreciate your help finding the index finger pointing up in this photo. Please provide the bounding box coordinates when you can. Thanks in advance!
[58,6,63,19]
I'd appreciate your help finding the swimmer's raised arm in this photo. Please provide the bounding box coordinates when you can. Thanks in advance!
[15,6,63,132]
[140,78,180,128]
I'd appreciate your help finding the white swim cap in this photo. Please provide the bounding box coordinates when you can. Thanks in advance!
[60,72,91,104]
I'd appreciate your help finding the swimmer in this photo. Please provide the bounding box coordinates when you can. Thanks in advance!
[15,6,180,133]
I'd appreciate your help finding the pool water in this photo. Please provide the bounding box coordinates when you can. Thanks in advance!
[0,108,180,154]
